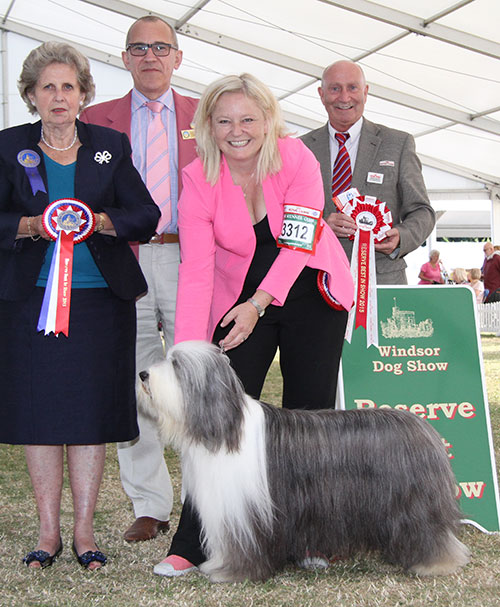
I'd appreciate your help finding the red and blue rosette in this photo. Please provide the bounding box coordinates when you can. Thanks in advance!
[37,199,95,337]
[343,195,392,347]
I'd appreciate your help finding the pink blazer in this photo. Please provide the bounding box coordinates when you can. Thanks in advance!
[80,89,198,257]
[80,90,198,194]
[175,137,354,342]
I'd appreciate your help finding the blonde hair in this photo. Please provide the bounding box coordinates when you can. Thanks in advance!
[194,73,288,185]
[18,42,95,115]
[453,268,468,283]
[469,268,481,281]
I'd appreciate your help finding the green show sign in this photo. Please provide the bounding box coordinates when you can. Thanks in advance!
[339,285,500,532]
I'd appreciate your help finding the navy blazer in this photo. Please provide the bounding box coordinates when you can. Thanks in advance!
[0,120,160,301]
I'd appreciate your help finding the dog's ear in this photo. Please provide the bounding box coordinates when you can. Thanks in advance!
[170,342,245,452]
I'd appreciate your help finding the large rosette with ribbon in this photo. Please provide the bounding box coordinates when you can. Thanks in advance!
[343,195,392,347]
[37,198,95,337]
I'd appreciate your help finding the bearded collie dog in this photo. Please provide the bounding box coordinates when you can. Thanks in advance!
[138,341,470,582]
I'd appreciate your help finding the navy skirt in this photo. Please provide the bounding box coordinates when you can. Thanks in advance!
[0,288,139,445]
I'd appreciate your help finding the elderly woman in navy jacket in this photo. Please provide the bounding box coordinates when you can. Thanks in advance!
[0,42,160,570]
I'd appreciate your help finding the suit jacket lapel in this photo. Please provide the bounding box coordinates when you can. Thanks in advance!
[106,92,133,139]
[352,119,380,188]
[307,124,333,215]
[173,90,195,194]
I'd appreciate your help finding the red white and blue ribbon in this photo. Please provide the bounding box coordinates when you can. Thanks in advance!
[340,195,392,347]
[37,199,95,337]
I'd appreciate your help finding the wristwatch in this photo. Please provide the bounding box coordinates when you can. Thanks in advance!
[247,297,265,317]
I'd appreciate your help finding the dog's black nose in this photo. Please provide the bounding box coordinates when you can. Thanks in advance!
[139,370,149,382]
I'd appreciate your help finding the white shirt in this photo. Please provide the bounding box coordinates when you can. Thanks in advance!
[327,116,363,176]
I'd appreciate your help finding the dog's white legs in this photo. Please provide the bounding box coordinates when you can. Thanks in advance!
[410,532,471,576]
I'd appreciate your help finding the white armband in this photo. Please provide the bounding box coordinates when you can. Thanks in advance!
[277,204,322,254]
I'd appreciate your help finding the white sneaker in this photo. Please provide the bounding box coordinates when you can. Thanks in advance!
[153,554,197,577]
[298,554,330,570]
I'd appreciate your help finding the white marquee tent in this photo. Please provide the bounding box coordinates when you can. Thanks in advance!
[1,0,499,278]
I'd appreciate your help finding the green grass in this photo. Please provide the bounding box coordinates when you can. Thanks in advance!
[0,336,499,606]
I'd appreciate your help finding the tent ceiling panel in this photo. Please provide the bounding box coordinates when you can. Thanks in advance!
[360,35,500,114]
[7,0,131,55]
[188,0,403,64]
[178,34,312,98]
[371,0,464,16]
[438,0,499,42]
[416,125,500,180]
[0,0,498,190]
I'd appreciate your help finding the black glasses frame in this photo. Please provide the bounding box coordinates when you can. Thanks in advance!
[126,42,178,57]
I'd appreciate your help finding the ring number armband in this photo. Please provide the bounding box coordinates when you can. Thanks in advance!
[277,204,322,254]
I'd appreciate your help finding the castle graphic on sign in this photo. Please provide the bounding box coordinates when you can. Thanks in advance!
[380,298,434,339]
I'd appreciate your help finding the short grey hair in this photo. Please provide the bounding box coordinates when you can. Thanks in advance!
[125,16,179,48]
[18,41,95,115]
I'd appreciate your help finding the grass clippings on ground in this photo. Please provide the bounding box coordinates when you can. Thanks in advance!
[0,337,499,607]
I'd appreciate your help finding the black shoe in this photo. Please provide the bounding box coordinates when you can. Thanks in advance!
[23,541,63,569]
[72,542,107,569]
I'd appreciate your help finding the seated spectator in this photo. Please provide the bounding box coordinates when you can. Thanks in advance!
[469,268,484,304]
[452,268,468,284]
[418,250,444,284]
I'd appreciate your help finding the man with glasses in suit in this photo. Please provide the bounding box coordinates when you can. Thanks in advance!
[80,15,198,542]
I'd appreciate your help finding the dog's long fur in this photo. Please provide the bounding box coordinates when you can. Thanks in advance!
[140,340,470,582]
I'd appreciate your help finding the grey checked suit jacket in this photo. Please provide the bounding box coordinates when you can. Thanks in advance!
[301,119,435,283]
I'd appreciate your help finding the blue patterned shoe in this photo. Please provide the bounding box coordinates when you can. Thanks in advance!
[23,542,63,569]
[72,543,107,569]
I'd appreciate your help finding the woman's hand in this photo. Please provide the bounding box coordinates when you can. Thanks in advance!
[218,290,273,351]
[93,212,116,236]
[17,215,52,240]
[218,302,259,351]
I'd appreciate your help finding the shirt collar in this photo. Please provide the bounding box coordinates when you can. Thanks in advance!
[131,87,174,113]
[327,116,363,144]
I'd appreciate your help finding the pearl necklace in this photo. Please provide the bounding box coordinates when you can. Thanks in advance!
[41,125,78,151]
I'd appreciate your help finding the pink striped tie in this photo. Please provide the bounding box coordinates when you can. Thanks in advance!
[146,101,171,233]
[331,132,351,200]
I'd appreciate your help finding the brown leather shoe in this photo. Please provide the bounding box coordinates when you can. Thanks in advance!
[123,516,170,542]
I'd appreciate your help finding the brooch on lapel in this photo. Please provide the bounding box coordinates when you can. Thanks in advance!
[94,151,112,164]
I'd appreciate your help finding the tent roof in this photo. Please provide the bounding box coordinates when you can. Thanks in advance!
[1,0,499,187]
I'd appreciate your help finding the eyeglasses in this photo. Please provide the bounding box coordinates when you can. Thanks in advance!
[126,42,178,57]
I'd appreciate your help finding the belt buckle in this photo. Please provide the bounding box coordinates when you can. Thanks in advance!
[149,233,162,244]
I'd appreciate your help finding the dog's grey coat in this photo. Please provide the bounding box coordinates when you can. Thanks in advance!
[142,341,470,582]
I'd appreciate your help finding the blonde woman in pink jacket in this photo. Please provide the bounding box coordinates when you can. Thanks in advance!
[154,73,354,577]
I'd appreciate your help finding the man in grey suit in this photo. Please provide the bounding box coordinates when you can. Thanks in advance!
[301,60,435,284]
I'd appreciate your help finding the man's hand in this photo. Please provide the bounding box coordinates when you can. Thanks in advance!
[325,212,356,239]
[374,228,400,255]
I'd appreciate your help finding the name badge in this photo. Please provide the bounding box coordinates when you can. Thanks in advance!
[379,160,394,167]
[277,204,322,254]
[367,172,384,184]
[181,126,195,140]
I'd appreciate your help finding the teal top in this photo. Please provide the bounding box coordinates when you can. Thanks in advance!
[36,154,108,288]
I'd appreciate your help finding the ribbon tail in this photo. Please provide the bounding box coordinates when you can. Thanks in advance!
[366,233,379,348]
[355,230,370,330]
[345,231,360,343]
[26,167,47,195]
[38,235,61,335]
[54,232,74,337]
